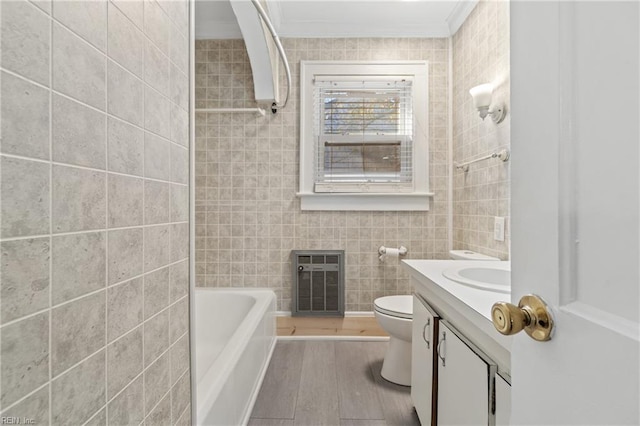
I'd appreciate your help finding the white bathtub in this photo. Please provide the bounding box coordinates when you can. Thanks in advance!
[195,288,276,426]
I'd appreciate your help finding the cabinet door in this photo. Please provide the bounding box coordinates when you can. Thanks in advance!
[411,295,439,425]
[437,321,495,426]
[495,374,511,426]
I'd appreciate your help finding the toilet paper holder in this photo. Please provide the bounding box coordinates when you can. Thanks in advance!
[378,245,408,261]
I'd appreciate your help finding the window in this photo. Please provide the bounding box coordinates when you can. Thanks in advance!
[299,61,432,211]
[315,79,412,192]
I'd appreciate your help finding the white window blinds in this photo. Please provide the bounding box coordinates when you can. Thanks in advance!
[313,79,414,193]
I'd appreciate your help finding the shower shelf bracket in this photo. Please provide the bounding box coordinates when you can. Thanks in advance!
[195,107,266,116]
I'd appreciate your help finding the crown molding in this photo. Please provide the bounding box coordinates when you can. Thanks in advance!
[278,20,451,38]
[446,0,479,35]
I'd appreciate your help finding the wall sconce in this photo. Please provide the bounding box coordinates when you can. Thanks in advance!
[469,83,506,124]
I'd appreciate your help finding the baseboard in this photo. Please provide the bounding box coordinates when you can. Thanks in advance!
[276,311,375,317]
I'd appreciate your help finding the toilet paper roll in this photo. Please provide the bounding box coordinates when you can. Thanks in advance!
[384,248,401,258]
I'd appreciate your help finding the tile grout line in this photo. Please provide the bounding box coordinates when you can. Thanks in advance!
[104,4,110,423]
[141,0,147,416]
[166,11,172,423]
[0,218,189,244]
[48,3,54,423]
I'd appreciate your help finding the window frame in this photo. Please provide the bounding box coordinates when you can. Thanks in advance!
[298,60,433,211]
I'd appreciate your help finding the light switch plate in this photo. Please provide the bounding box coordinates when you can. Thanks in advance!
[494,217,505,241]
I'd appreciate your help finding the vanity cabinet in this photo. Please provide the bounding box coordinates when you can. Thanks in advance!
[412,294,509,426]
[411,295,439,425]
[436,320,497,425]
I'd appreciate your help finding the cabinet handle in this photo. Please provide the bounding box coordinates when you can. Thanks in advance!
[437,331,446,367]
[422,319,431,348]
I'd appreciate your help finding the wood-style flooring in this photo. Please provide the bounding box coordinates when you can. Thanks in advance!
[276,317,388,337]
[249,341,420,426]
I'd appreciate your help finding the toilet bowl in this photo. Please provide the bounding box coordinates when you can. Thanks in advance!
[374,295,413,386]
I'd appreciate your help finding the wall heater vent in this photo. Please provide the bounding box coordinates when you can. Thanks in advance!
[292,250,344,317]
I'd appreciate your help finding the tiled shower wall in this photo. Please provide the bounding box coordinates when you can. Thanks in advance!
[0,0,190,424]
[195,38,450,311]
[452,0,511,259]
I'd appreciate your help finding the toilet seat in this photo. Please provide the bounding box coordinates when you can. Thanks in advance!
[374,295,413,319]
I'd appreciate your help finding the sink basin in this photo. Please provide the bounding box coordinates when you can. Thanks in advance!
[442,266,511,293]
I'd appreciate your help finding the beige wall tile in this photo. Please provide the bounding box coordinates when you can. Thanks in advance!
[52,165,106,233]
[1,0,50,85]
[51,350,106,425]
[107,327,143,398]
[1,312,49,407]
[52,94,106,169]
[144,351,170,414]
[1,157,50,238]
[107,376,144,426]
[107,60,144,126]
[1,238,50,323]
[0,72,50,159]
[2,386,49,425]
[144,266,170,319]
[108,174,144,228]
[53,0,107,52]
[52,231,106,304]
[108,1,144,77]
[107,278,143,341]
[51,291,105,376]
[108,117,145,176]
[52,23,105,109]
[143,310,170,366]
[108,228,144,284]
[145,132,171,181]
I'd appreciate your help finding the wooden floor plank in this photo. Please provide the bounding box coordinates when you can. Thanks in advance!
[251,341,417,426]
[251,341,306,419]
[277,317,387,337]
[367,343,421,426]
[335,342,385,420]
[340,420,387,426]
[293,341,340,426]
[248,419,295,426]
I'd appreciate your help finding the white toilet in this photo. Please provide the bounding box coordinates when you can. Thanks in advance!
[449,249,500,261]
[374,250,500,386]
[374,295,413,386]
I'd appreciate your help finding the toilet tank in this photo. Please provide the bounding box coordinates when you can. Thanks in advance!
[449,250,500,261]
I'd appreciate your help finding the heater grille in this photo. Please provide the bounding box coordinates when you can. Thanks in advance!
[292,250,345,317]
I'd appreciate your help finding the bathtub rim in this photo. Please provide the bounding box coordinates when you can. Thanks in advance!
[194,288,276,425]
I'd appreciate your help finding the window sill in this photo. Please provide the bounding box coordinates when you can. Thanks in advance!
[296,192,434,211]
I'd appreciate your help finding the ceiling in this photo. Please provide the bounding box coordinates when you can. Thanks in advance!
[195,0,478,39]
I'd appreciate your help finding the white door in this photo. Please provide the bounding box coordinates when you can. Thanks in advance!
[510,1,639,424]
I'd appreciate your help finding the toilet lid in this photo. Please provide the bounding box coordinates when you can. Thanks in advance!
[374,295,413,319]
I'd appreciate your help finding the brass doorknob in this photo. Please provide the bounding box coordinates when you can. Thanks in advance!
[491,294,554,341]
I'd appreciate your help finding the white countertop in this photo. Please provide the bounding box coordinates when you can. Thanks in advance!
[402,259,511,321]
